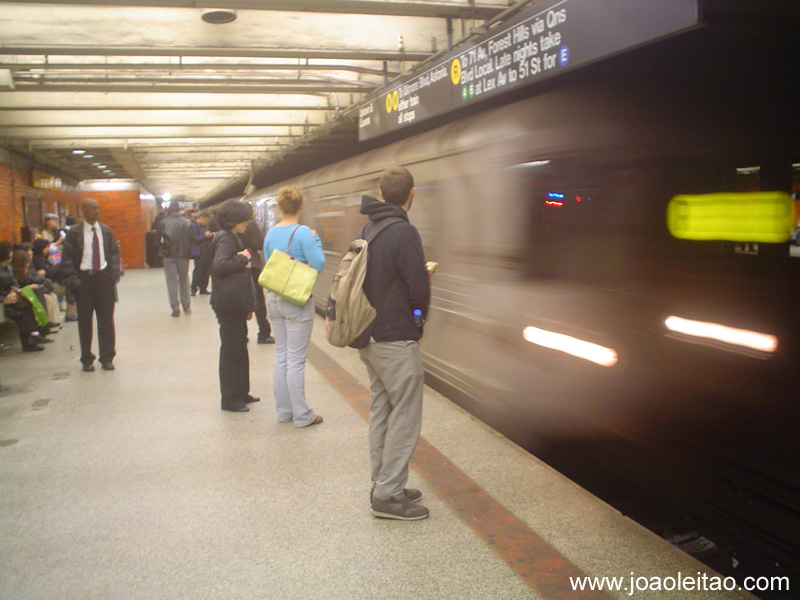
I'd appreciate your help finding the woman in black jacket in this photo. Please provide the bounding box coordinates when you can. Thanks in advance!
[210,200,260,412]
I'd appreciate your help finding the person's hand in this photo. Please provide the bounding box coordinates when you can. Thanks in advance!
[239,249,251,260]
[37,269,46,276]
[205,231,213,238]
[311,229,318,236]
[246,312,253,321]
[3,291,17,304]
[29,284,40,290]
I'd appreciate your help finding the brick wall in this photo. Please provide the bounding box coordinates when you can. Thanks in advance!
[1,160,151,269]
[88,189,147,269]
[0,162,81,243]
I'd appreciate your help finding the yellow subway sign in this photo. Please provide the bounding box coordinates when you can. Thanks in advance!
[667,192,794,243]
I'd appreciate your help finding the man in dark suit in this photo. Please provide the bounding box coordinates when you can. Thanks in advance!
[61,197,122,372]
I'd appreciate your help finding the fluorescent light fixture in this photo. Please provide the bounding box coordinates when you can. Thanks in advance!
[523,326,618,367]
[665,316,778,353]
[72,149,85,155]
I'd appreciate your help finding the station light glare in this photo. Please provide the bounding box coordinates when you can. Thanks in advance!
[162,192,172,202]
[664,316,778,353]
[523,326,618,367]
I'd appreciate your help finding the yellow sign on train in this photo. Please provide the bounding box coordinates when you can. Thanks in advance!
[666,192,794,243]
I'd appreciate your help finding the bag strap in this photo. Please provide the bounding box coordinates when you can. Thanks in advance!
[285,225,301,253]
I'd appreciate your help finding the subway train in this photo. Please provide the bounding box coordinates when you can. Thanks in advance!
[245,24,800,577]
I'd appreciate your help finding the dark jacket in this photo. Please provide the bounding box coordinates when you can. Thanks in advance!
[60,221,122,292]
[358,195,430,344]
[158,214,195,259]
[210,230,255,314]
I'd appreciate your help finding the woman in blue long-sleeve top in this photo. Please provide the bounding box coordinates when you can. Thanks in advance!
[263,186,326,427]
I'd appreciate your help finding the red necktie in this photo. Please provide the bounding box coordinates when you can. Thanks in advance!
[92,227,101,270]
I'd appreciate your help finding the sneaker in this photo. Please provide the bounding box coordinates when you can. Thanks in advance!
[257,336,275,344]
[371,495,429,521]
[370,488,422,504]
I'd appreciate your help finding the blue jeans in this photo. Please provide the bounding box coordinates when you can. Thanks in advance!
[266,293,317,427]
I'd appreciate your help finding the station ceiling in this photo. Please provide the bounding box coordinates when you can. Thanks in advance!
[0,0,513,205]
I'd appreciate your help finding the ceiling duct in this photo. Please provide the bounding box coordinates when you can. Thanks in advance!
[201,8,237,24]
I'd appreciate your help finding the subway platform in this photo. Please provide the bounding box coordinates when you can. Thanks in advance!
[0,269,757,600]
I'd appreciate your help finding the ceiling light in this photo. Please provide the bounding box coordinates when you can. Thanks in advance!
[83,154,94,159]
[72,149,85,155]
[201,8,237,24]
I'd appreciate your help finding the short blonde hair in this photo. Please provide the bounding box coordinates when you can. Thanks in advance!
[277,186,303,216]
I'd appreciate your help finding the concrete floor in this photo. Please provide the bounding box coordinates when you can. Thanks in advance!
[0,269,756,600]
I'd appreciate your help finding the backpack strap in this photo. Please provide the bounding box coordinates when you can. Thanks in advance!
[360,217,404,243]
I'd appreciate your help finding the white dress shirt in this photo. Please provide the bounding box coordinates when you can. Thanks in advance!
[80,221,107,271]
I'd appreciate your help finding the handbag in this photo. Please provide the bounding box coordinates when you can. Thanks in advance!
[18,285,50,326]
[258,225,318,305]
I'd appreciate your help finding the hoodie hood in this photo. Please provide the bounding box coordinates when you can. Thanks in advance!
[360,195,409,223]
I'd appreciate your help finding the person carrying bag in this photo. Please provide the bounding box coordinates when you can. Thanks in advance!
[258,225,318,306]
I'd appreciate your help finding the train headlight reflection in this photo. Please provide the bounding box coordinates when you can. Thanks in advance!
[523,326,618,367]
[664,316,778,353]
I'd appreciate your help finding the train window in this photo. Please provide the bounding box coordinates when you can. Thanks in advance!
[316,196,345,253]
[521,159,654,281]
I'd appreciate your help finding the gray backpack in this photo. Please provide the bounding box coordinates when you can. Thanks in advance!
[325,218,403,348]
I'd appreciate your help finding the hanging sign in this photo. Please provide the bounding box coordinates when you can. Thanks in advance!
[358,0,699,140]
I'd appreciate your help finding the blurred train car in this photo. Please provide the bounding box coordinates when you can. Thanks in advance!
[245,22,799,573]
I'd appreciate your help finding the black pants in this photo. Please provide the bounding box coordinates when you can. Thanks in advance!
[75,270,116,366]
[191,252,211,292]
[216,310,250,409]
[250,269,271,339]
[8,305,43,349]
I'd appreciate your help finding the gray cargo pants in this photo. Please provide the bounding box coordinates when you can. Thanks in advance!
[359,340,424,501]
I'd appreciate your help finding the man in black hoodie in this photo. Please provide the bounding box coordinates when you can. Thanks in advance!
[359,165,431,521]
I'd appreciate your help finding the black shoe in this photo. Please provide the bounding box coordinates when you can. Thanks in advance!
[101,362,115,371]
[191,289,197,296]
[65,315,78,322]
[22,345,45,352]
[245,395,260,404]
[171,310,180,317]
[35,336,53,344]
[199,289,209,295]
[221,404,249,412]
[371,496,429,520]
[257,336,275,344]
[82,363,95,372]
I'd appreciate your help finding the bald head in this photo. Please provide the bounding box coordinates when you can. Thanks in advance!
[81,197,100,225]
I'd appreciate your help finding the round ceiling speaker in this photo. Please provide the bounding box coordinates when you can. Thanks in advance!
[201,8,237,24]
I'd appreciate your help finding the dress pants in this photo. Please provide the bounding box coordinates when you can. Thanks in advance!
[215,310,250,409]
[75,269,116,366]
[358,340,424,501]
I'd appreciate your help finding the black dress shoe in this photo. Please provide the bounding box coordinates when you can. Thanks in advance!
[22,345,45,352]
[101,362,115,371]
[82,363,95,372]
[221,404,249,412]
[245,395,260,403]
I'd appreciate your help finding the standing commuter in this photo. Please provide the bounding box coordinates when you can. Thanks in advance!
[238,220,273,344]
[210,200,260,412]
[358,166,432,520]
[158,201,195,317]
[190,211,213,296]
[263,187,325,427]
[60,197,122,372]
